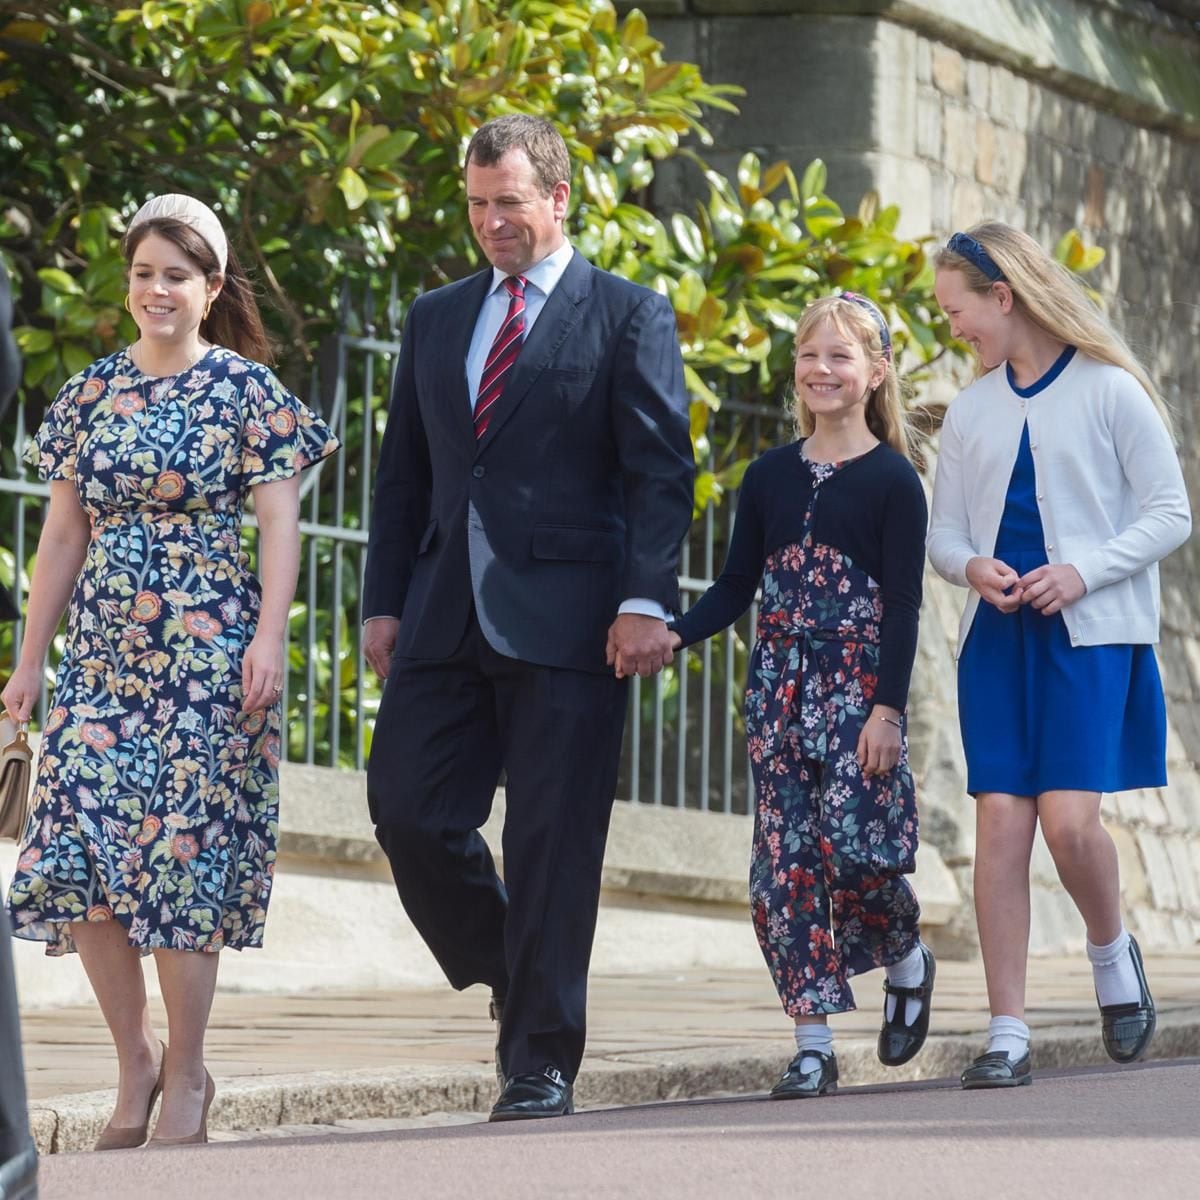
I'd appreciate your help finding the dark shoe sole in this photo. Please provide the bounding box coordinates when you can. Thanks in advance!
[769,1081,838,1100]
[488,1104,574,1123]
[961,1073,1032,1090]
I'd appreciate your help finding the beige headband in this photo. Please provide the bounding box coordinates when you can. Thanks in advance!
[128,193,228,273]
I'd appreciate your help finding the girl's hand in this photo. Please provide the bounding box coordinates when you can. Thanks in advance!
[965,556,1023,612]
[856,706,902,778]
[1,661,42,723]
[241,633,285,714]
[1016,563,1086,615]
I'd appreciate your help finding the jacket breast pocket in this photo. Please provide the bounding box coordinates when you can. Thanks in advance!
[531,524,622,563]
[417,519,437,555]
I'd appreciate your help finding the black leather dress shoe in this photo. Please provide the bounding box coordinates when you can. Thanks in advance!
[878,943,936,1066]
[0,1142,38,1200]
[1099,936,1156,1064]
[769,1050,838,1099]
[489,1066,574,1122]
[960,1049,1032,1089]
[489,992,505,1087]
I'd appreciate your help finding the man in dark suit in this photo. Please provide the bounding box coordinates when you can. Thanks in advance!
[0,263,39,1199]
[363,115,693,1121]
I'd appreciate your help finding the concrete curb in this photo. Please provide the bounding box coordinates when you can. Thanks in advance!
[31,1014,1200,1154]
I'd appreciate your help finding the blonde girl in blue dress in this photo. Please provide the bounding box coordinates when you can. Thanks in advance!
[928,222,1190,1089]
[2,195,338,1146]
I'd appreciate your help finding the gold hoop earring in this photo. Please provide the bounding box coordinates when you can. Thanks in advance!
[124,294,133,314]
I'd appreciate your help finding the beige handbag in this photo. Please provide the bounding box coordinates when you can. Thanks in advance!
[0,713,34,842]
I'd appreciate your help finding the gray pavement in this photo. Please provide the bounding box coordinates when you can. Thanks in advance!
[19,951,1200,1154]
[36,1059,1200,1200]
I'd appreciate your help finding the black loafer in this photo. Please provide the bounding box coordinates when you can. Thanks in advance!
[489,992,505,1087]
[960,1049,1032,1089]
[489,1065,574,1122]
[1099,936,1156,1064]
[769,1050,839,1099]
[0,1141,39,1200]
[878,943,936,1066]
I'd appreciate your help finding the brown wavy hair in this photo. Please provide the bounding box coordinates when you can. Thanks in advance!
[122,217,275,365]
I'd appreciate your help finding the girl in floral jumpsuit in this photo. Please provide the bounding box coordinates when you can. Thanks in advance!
[669,294,934,1098]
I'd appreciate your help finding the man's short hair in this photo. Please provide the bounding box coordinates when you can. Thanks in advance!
[465,116,571,196]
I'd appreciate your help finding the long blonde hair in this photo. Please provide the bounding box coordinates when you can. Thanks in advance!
[791,295,912,459]
[933,221,1173,435]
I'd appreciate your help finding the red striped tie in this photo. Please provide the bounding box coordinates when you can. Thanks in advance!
[474,275,527,440]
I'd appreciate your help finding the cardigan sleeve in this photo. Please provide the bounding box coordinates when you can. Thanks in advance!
[670,462,765,648]
[926,403,978,588]
[1071,376,1191,594]
[873,463,928,711]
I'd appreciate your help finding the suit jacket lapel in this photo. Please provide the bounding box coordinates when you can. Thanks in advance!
[476,250,592,452]
[441,270,492,444]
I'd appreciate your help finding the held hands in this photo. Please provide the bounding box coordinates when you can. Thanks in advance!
[606,613,674,680]
[856,705,902,779]
[966,556,1086,616]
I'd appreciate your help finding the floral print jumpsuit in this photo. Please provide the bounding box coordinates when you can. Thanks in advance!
[745,457,920,1016]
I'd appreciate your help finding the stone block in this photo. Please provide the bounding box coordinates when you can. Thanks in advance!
[994,127,1028,193]
[931,43,965,97]
[1108,822,1149,908]
[1164,834,1200,914]
[916,35,932,84]
[951,178,986,231]
[1128,905,1173,948]
[916,91,943,162]
[1115,787,1168,827]
[929,165,954,231]
[965,57,990,109]
[974,119,996,186]
[1094,112,1129,167]
[1029,881,1084,954]
[1136,830,1181,911]
[1029,827,1059,888]
[942,105,977,176]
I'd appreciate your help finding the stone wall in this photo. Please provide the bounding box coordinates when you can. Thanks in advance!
[640,0,1200,952]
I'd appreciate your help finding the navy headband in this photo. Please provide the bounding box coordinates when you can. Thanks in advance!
[837,291,892,362]
[946,231,1006,282]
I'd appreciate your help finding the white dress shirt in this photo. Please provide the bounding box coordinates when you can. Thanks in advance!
[927,352,1191,655]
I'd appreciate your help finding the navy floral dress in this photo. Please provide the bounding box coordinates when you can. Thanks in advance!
[744,457,920,1015]
[6,345,339,956]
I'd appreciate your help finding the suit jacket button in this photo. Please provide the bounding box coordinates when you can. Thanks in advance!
[472,465,485,479]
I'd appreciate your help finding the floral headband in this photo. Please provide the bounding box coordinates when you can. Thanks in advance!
[946,232,1006,282]
[838,291,893,362]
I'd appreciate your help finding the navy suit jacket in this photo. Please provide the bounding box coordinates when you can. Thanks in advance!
[363,249,694,674]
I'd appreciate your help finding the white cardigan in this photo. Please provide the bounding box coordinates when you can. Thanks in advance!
[927,352,1191,656]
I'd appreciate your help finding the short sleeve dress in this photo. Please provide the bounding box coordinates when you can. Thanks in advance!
[6,345,340,955]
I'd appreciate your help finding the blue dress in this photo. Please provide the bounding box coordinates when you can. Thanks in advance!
[957,349,1167,796]
[7,346,340,955]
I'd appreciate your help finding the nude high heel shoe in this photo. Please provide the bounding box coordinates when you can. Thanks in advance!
[94,1040,166,1152]
[147,1069,216,1147]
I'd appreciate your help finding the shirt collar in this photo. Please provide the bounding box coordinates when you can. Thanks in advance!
[488,239,574,297]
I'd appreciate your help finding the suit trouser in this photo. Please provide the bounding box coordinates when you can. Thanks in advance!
[367,612,627,1081]
[0,888,31,1161]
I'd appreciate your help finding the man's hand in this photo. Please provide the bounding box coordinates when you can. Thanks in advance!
[1016,563,1086,615]
[606,613,674,679]
[363,617,400,681]
[965,556,1023,613]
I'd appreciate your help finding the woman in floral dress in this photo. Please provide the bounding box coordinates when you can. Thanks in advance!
[2,194,338,1146]
[667,294,934,1098]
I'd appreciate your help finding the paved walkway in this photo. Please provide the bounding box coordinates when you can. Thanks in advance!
[19,950,1200,1150]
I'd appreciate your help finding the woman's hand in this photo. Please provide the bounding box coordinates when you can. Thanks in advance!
[856,706,903,779]
[1016,563,1086,615]
[1,660,42,723]
[241,633,285,714]
[965,556,1023,612]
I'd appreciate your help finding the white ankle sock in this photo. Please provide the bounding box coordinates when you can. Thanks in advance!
[1086,927,1140,1007]
[986,1015,1030,1059]
[885,942,926,1025]
[793,1024,834,1074]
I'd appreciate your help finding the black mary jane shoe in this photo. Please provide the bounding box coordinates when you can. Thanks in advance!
[1099,936,1157,1064]
[769,1050,839,1100]
[489,1065,574,1122]
[960,1049,1032,1090]
[0,1141,39,1200]
[878,943,936,1067]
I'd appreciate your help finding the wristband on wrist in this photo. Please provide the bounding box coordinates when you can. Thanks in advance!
[877,714,902,729]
